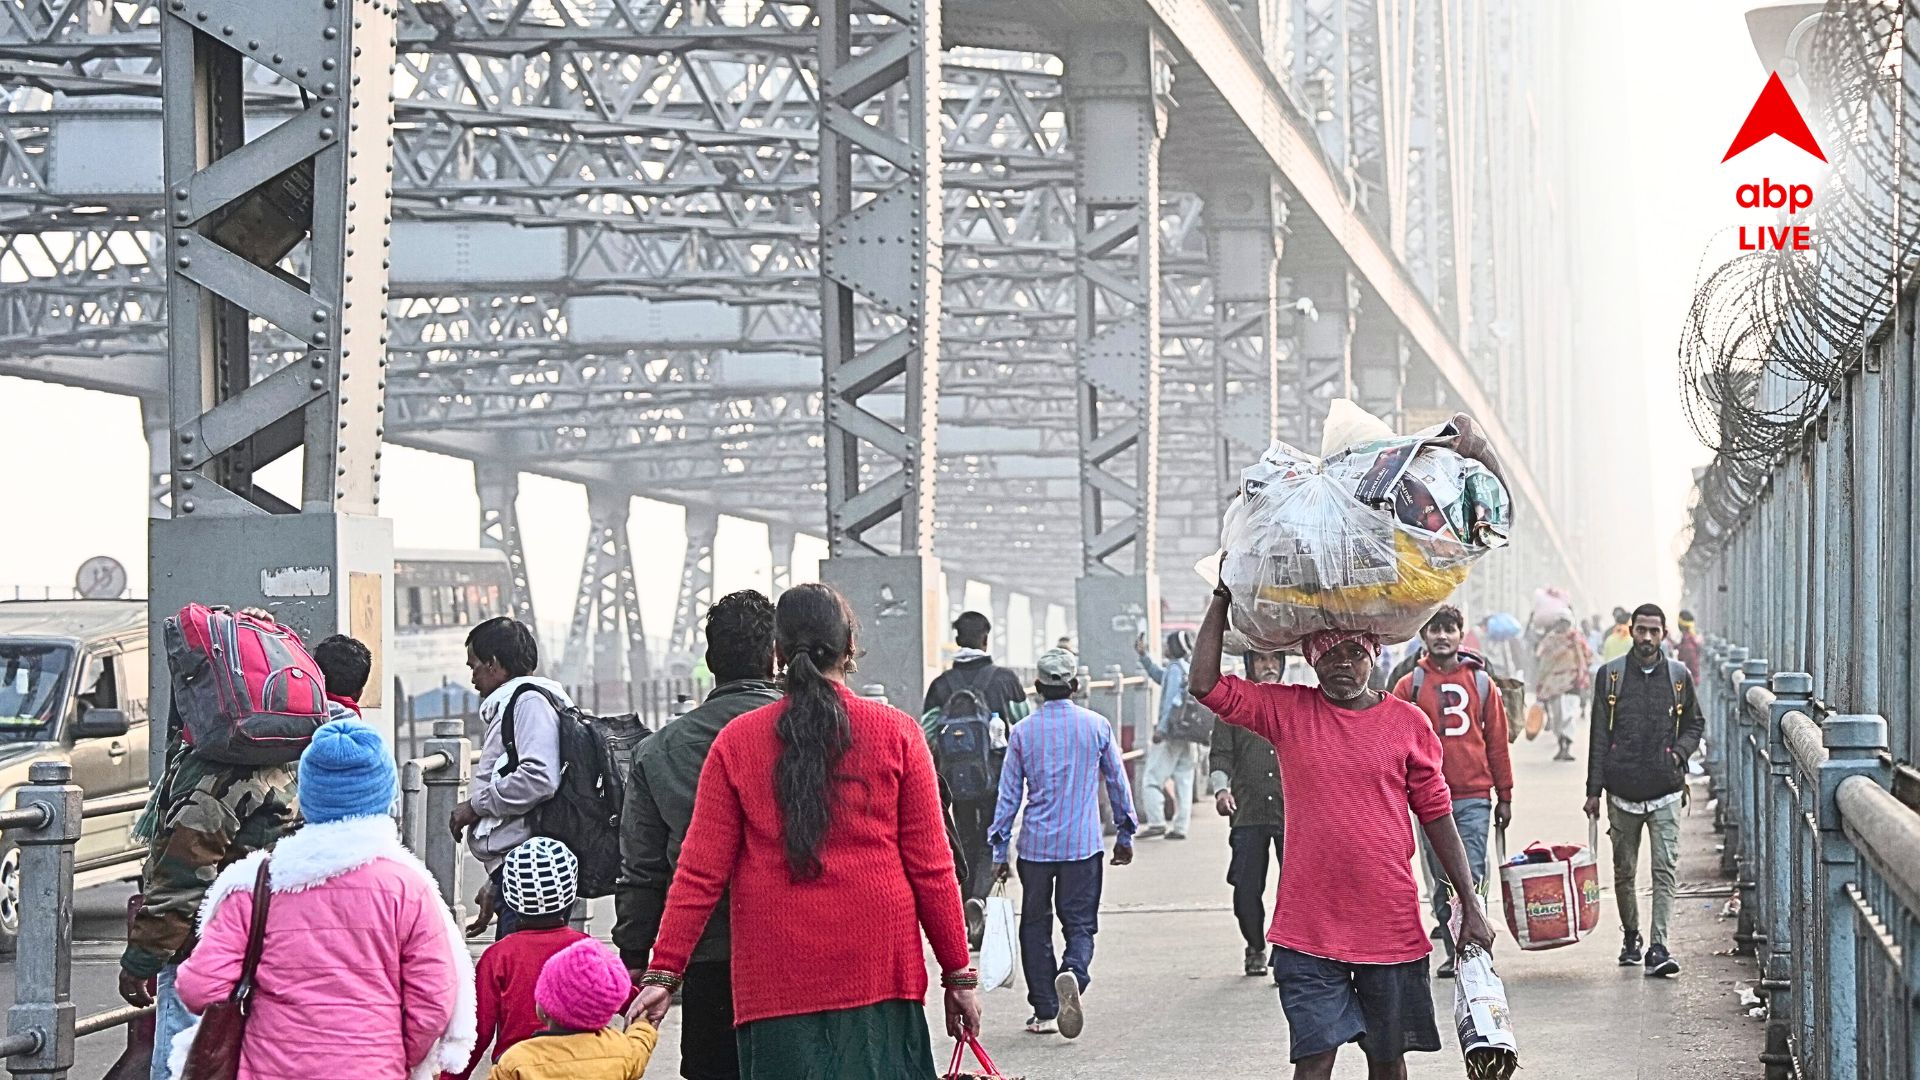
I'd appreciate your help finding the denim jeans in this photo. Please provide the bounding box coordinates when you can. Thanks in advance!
[1419,797,1492,951]
[150,963,194,1080]
[1017,853,1104,1019]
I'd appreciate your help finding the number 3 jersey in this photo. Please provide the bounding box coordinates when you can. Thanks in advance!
[1392,655,1514,803]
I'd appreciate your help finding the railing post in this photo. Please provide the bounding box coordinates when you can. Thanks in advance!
[1732,657,1768,955]
[1812,714,1889,1080]
[1719,646,1750,873]
[1759,673,1810,1078]
[6,762,80,1079]
[422,719,472,916]
[1705,642,1729,813]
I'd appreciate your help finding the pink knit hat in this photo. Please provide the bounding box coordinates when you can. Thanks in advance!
[534,939,634,1033]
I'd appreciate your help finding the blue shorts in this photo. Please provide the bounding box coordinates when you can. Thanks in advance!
[1271,946,1441,1064]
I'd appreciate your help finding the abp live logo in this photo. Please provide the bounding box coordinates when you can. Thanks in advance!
[1726,72,1826,252]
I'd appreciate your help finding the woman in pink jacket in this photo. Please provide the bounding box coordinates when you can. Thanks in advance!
[172,720,477,1080]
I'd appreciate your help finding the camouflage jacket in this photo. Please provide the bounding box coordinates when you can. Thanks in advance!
[119,746,298,979]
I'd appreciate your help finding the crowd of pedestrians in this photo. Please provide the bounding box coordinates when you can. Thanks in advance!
[108,577,1712,1080]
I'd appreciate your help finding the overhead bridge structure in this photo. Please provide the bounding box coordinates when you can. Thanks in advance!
[0,0,1585,713]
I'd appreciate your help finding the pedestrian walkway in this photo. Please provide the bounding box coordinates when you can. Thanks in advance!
[641,721,1759,1078]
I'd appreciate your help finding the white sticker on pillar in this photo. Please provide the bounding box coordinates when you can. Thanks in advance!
[261,566,334,597]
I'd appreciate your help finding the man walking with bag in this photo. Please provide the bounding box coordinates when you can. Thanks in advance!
[1584,603,1705,978]
[1136,631,1210,839]
[989,649,1136,1040]
[1392,606,1513,977]
[1211,647,1287,977]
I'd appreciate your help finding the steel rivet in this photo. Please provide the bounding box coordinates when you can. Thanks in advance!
[321,128,336,140]
[221,24,233,35]
[247,39,259,50]
[194,10,207,21]
[321,105,336,119]
[313,309,328,322]
[296,67,309,78]
[311,378,325,390]
[179,452,196,466]
[315,331,330,345]
[176,256,191,268]
[180,478,194,490]
[311,356,325,369]
[181,500,195,513]
[323,26,338,39]
[322,58,337,71]
[179,433,193,444]
[173,187,188,200]
[322,82,337,94]
[272,53,284,64]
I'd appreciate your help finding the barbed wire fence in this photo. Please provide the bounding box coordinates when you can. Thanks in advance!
[1681,0,1918,568]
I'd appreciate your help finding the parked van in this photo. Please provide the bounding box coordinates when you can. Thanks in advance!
[0,600,151,951]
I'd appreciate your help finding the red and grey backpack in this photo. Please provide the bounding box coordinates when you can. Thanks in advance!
[164,604,331,765]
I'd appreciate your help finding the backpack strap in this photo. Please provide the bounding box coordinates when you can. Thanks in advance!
[500,682,562,775]
[1603,657,1627,737]
[1472,668,1492,732]
[1409,666,1426,702]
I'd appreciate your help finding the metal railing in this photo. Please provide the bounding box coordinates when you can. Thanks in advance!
[1701,641,1920,1080]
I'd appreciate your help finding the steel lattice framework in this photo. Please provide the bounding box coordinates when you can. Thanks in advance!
[1,0,1588,688]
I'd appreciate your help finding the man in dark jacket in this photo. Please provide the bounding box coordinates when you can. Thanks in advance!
[1210,648,1286,977]
[923,610,1032,931]
[615,590,781,1080]
[1582,602,1704,978]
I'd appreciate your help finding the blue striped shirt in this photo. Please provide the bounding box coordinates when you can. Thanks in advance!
[989,698,1137,864]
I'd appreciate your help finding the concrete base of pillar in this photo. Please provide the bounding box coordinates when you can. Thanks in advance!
[821,554,941,716]
[149,512,396,780]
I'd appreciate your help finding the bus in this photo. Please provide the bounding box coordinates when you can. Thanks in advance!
[391,548,515,723]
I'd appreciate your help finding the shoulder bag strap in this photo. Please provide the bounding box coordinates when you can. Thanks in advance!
[233,858,273,1013]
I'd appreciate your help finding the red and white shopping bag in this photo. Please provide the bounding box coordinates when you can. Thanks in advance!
[1497,820,1601,951]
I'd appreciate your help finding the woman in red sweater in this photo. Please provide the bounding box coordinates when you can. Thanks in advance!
[632,583,980,1077]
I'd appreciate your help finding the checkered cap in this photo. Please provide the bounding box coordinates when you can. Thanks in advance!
[500,837,578,917]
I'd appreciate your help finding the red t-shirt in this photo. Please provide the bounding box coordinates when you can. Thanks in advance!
[1198,676,1453,964]
[445,925,589,1080]
[1392,658,1514,802]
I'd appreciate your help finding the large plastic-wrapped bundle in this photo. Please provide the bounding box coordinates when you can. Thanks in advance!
[1219,417,1511,652]
[1529,586,1574,632]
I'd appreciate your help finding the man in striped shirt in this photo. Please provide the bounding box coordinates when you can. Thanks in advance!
[989,647,1137,1040]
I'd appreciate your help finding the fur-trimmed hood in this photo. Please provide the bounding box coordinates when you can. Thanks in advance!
[169,815,477,1080]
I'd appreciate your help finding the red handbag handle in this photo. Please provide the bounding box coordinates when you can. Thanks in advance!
[945,1033,1001,1078]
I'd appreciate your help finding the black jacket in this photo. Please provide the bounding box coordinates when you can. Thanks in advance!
[924,656,1030,730]
[1585,652,1705,803]
[1208,720,1283,829]
[613,678,782,969]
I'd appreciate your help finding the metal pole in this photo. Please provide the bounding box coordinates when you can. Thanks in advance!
[1759,673,1810,1074]
[6,762,80,1079]
[1813,714,1891,1080]
[422,719,472,916]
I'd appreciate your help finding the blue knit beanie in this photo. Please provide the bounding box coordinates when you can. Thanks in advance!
[297,720,396,824]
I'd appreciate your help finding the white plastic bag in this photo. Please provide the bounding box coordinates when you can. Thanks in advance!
[978,890,1018,991]
[1451,946,1519,1078]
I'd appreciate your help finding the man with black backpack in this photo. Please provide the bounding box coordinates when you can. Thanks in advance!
[1391,605,1513,978]
[924,611,1032,933]
[1583,603,1705,978]
[450,616,574,938]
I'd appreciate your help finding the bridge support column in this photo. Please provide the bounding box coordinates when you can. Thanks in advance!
[475,462,537,632]
[1353,300,1409,430]
[769,525,796,597]
[1285,256,1357,450]
[560,488,648,704]
[150,0,399,762]
[1066,27,1172,707]
[672,508,719,656]
[1203,172,1285,502]
[989,589,1014,666]
[816,0,943,713]
[140,397,170,520]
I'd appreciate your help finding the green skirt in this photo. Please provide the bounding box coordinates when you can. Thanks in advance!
[735,1000,939,1080]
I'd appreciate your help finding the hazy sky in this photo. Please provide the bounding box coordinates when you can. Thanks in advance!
[0,1,1788,644]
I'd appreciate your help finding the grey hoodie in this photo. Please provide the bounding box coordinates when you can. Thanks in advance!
[467,675,573,870]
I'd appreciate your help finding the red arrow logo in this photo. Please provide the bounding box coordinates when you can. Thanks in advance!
[1723,72,1826,162]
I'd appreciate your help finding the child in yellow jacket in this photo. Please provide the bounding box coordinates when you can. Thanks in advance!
[488,939,657,1080]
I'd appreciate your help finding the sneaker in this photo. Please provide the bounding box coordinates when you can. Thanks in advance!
[1618,930,1644,966]
[1436,956,1456,979]
[1165,831,1188,841]
[1023,1015,1058,1035]
[1645,943,1681,977]
[1136,824,1167,839]
[964,898,985,950]
[1243,945,1269,977]
[1054,971,1085,1039]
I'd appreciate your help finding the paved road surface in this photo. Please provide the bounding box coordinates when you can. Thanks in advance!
[11,717,1759,1079]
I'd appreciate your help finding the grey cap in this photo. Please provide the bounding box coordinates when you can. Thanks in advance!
[1035,647,1078,686]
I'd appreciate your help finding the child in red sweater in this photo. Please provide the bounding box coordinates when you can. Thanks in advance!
[446,838,588,1080]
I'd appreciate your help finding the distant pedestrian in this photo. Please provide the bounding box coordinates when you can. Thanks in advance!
[923,610,1033,932]
[1585,603,1704,978]
[1191,580,1494,1080]
[1135,630,1206,840]
[489,939,656,1080]
[632,584,979,1079]
[175,719,475,1079]
[1392,606,1513,978]
[1533,614,1595,760]
[1673,610,1704,682]
[449,617,572,939]
[448,838,591,1079]
[987,648,1136,1039]
[1599,608,1633,662]
[1210,648,1286,977]
[614,590,781,1080]
[313,634,373,718]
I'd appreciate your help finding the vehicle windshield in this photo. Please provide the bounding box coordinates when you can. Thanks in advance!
[0,644,71,743]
